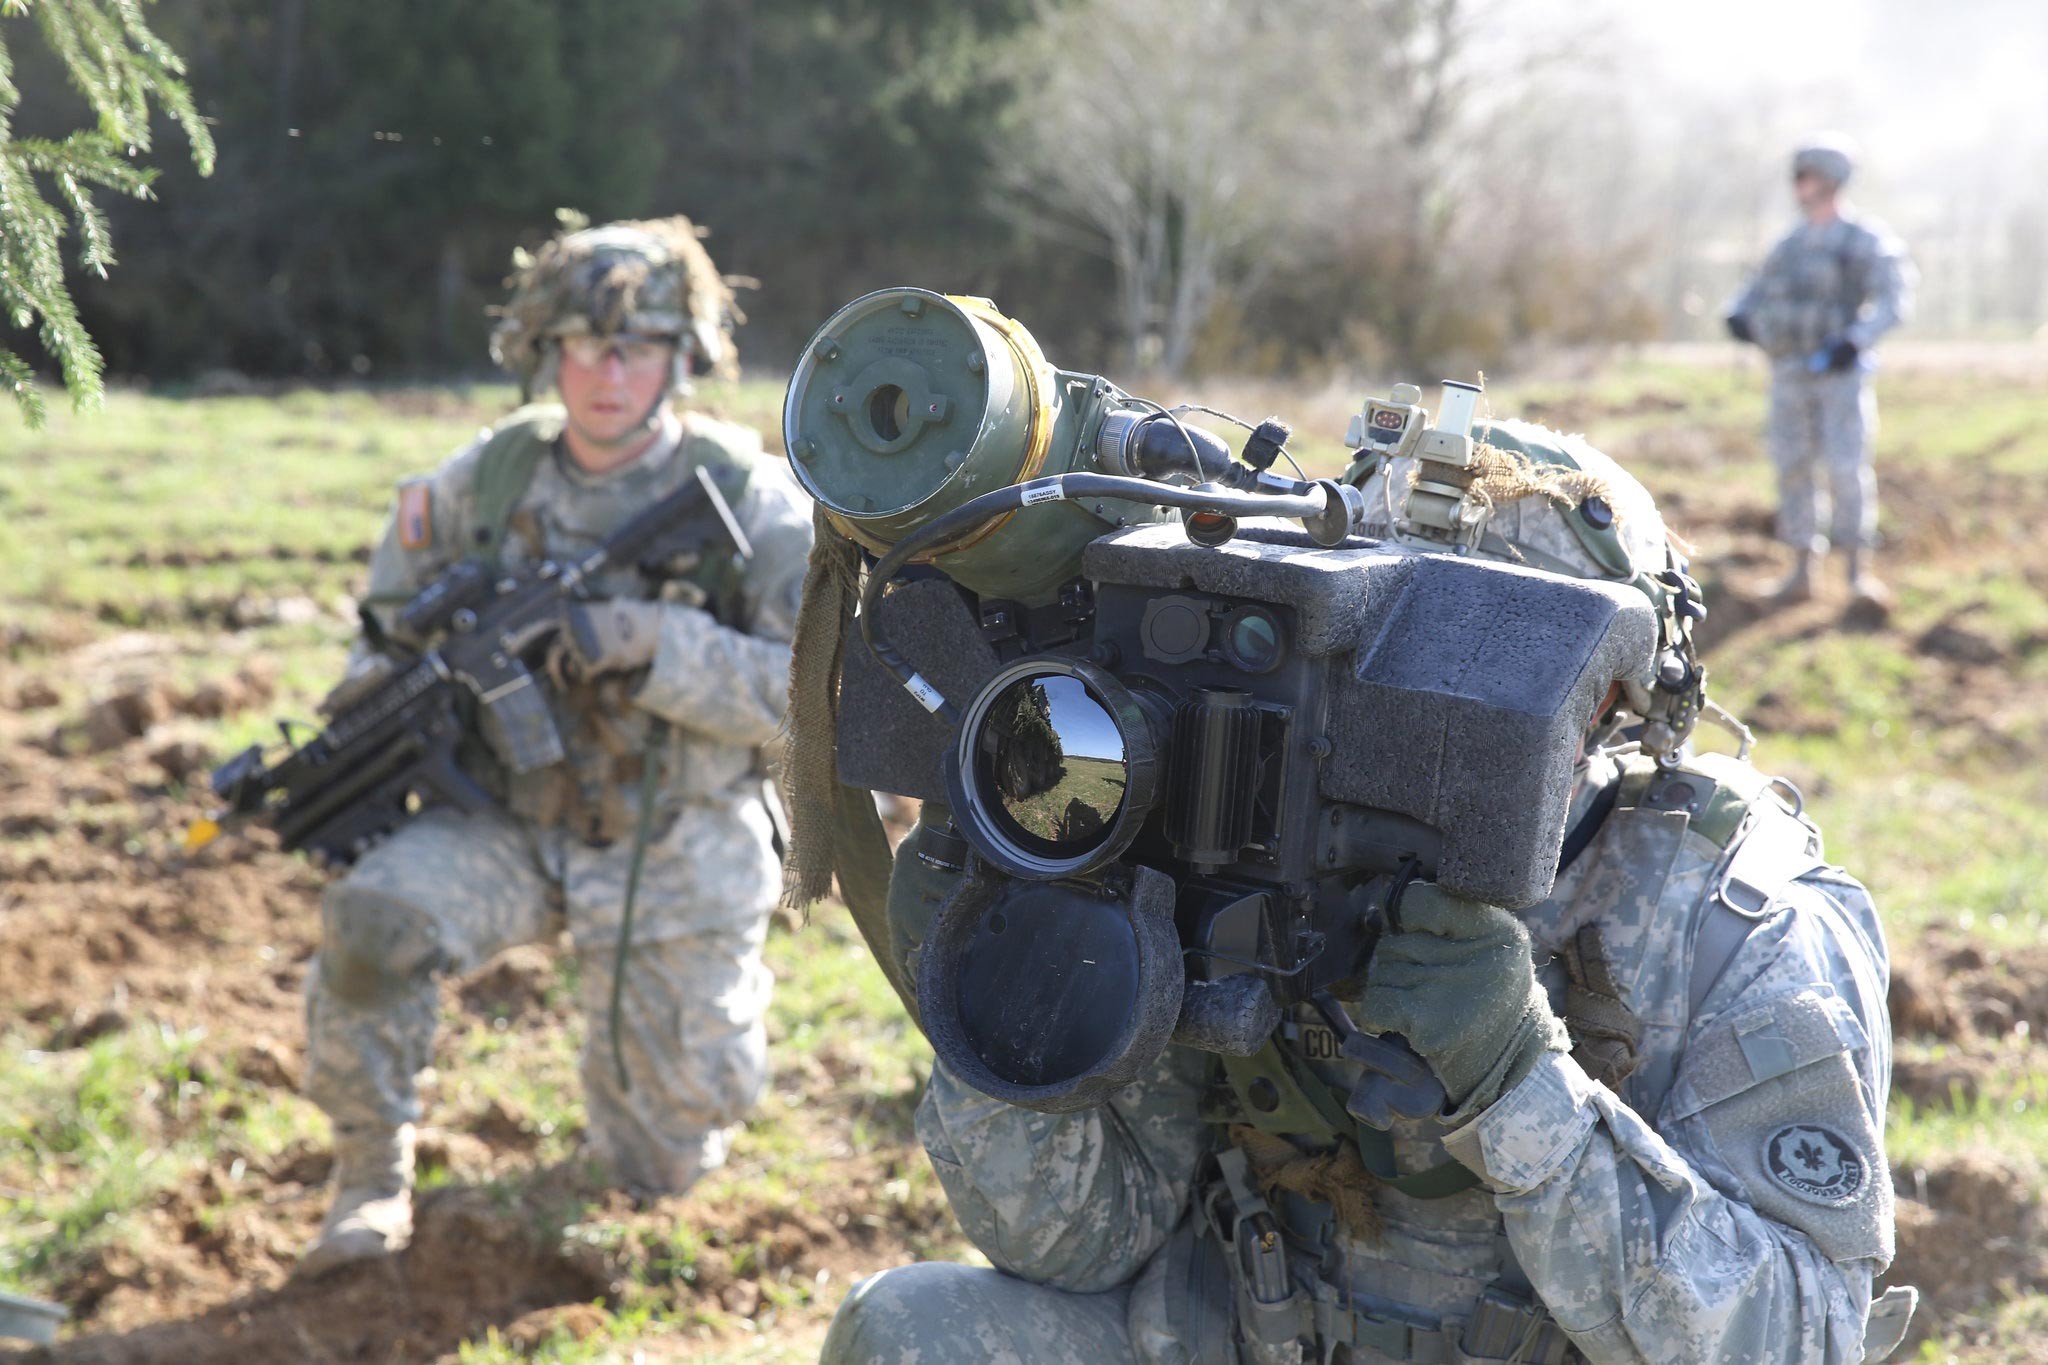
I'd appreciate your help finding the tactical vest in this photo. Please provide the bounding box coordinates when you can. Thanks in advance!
[1745,223,1874,359]
[437,405,755,843]
[469,404,754,619]
[1187,750,1825,1365]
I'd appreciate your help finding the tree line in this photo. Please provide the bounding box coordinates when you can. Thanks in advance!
[6,0,2039,394]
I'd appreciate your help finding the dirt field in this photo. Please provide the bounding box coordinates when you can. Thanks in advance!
[2,354,2044,1361]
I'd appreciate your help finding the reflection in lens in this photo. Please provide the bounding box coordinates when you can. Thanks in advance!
[978,673,1128,857]
[1226,607,1281,673]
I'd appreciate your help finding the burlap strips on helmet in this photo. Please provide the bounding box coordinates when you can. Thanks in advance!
[1412,441,1620,525]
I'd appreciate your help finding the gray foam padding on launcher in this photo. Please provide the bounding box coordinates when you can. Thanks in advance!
[1324,552,1657,907]
[836,575,1001,800]
[1081,522,1392,657]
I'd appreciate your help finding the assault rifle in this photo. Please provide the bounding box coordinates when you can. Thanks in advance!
[189,464,752,865]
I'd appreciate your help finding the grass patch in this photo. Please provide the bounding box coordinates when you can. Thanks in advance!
[3,355,2044,1359]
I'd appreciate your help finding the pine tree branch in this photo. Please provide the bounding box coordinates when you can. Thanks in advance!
[0,0,214,425]
[0,346,49,426]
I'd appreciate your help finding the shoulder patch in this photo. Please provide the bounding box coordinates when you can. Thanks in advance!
[1764,1124,1867,1206]
[397,481,433,550]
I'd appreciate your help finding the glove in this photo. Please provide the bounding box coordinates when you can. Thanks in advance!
[1724,313,1754,344]
[555,598,662,681]
[1356,881,1569,1119]
[1824,337,1861,372]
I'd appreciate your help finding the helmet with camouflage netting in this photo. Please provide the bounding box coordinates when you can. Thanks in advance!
[1350,416,1717,759]
[489,211,742,396]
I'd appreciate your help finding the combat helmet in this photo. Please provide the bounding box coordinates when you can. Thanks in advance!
[1349,416,1715,761]
[1792,132,1858,188]
[489,211,742,399]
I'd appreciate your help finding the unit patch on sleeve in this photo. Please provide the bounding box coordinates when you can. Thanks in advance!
[397,481,434,550]
[1764,1124,1866,1205]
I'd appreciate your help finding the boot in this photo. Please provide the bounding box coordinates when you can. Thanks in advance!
[296,1122,415,1279]
[1771,549,1825,603]
[1847,549,1893,616]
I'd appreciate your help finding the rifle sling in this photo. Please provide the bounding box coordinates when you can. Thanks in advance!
[609,720,668,1093]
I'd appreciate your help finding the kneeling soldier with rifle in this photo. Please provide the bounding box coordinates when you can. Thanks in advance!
[211,215,813,1277]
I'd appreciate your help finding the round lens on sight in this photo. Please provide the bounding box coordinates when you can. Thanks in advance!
[1222,606,1283,673]
[976,672,1128,858]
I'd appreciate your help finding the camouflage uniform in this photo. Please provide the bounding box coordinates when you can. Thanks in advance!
[302,219,812,1244]
[1728,184,1914,555]
[305,407,811,1192]
[822,428,1910,1364]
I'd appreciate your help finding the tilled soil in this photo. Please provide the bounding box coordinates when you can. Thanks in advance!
[5,389,2047,1360]
[0,632,941,1362]
[1884,935,2048,1351]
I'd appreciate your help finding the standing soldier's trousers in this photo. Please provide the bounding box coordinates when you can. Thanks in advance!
[1766,360,1878,553]
[302,800,777,1192]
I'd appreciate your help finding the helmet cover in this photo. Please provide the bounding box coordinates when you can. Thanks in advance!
[489,211,741,389]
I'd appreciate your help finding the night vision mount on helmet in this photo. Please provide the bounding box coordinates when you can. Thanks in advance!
[788,288,1691,1117]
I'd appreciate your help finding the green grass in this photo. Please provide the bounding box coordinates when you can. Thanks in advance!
[2,356,2044,1358]
[0,1022,323,1298]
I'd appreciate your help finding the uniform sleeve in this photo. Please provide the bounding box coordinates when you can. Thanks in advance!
[356,436,485,648]
[1439,872,1894,1364]
[1844,230,1915,350]
[915,1047,1212,1295]
[631,458,813,744]
[1727,266,1765,327]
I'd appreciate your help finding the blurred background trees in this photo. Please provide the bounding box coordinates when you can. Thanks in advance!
[2,0,2043,391]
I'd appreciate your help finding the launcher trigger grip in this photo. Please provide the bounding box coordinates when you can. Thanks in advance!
[1340,1032,1448,1129]
[1309,991,1447,1129]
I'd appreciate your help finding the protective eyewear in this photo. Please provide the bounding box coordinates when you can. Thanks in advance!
[559,333,676,370]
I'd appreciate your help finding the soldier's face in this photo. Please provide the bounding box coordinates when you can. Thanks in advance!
[556,333,676,454]
[1793,169,1837,214]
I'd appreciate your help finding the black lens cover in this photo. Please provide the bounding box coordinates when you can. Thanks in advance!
[955,883,1139,1087]
[917,863,1184,1113]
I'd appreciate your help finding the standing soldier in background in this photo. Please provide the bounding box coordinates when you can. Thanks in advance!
[1726,134,1915,610]
[296,216,814,1277]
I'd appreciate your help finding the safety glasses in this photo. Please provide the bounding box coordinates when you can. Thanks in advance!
[559,333,675,371]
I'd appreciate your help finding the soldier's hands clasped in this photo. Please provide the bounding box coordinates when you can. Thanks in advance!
[1357,882,1569,1119]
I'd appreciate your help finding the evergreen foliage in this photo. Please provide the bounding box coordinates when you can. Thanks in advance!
[0,0,212,424]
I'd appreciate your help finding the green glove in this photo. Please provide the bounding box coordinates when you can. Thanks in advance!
[1357,882,1569,1119]
[558,598,663,679]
